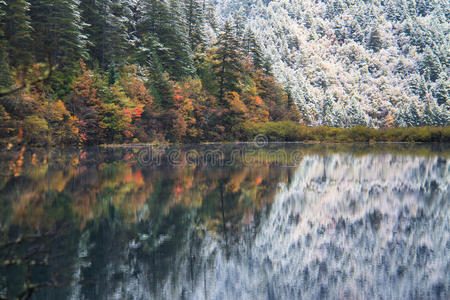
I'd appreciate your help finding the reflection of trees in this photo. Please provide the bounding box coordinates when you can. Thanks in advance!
[0,192,80,299]
[0,146,294,298]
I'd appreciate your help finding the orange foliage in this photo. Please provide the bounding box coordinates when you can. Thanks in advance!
[72,60,101,104]
[225,92,248,115]
[121,65,153,105]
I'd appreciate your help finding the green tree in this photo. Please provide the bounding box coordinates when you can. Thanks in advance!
[2,0,33,70]
[184,0,205,52]
[137,0,193,80]
[80,0,132,70]
[213,21,243,104]
[0,45,13,89]
[243,29,264,69]
[29,0,86,78]
[322,95,335,126]
[422,97,437,126]
[404,100,422,127]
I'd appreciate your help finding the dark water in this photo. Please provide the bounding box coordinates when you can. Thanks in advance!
[0,144,448,300]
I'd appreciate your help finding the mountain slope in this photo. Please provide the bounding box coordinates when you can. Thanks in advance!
[212,0,449,127]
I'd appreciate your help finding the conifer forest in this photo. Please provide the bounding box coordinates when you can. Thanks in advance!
[0,0,448,145]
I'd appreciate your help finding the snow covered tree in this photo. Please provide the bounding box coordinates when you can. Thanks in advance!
[242,28,264,69]
[367,28,383,52]
[434,73,449,106]
[184,0,205,52]
[404,100,422,127]
[321,95,335,126]
[422,97,438,126]
[420,46,443,82]
[80,0,132,70]
[137,0,193,79]
[346,98,367,127]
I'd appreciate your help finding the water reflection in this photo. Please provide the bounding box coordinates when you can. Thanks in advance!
[0,144,448,299]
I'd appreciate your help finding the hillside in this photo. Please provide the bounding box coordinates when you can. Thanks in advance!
[0,0,448,146]
[213,0,449,127]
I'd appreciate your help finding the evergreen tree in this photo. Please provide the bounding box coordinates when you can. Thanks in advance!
[2,0,33,70]
[367,28,383,52]
[321,95,335,126]
[409,75,429,100]
[420,46,443,82]
[137,0,193,79]
[404,101,422,127]
[29,0,86,71]
[213,21,243,104]
[434,73,449,106]
[105,0,131,67]
[80,0,131,70]
[346,98,367,127]
[422,97,437,126]
[232,12,245,43]
[147,48,174,109]
[167,0,194,77]
[0,1,11,89]
[184,0,205,52]
[0,45,13,89]
[243,29,264,69]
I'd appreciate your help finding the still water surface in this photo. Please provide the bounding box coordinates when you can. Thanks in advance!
[0,144,448,299]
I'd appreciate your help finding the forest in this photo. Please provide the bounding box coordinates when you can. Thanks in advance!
[214,0,449,128]
[0,0,302,146]
[0,0,448,146]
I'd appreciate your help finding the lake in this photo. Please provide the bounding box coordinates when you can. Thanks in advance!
[0,144,448,299]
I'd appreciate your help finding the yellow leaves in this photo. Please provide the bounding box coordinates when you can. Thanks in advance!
[120,66,153,106]
[23,115,48,133]
[384,114,395,128]
[79,59,87,72]
[225,91,248,114]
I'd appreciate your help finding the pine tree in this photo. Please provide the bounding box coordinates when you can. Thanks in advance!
[405,100,422,127]
[167,0,194,77]
[368,28,383,52]
[434,73,449,106]
[184,0,205,52]
[422,97,437,126]
[243,29,264,69]
[29,0,86,71]
[233,12,245,43]
[346,98,367,127]
[2,0,33,70]
[0,1,12,89]
[80,0,131,70]
[322,95,335,127]
[137,0,193,79]
[421,46,443,82]
[0,45,13,89]
[213,21,243,104]
[105,0,131,68]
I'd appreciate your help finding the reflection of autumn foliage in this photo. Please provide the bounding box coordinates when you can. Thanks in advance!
[0,148,293,235]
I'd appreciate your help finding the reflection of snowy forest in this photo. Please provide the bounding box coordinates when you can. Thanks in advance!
[74,151,449,299]
[214,0,449,127]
